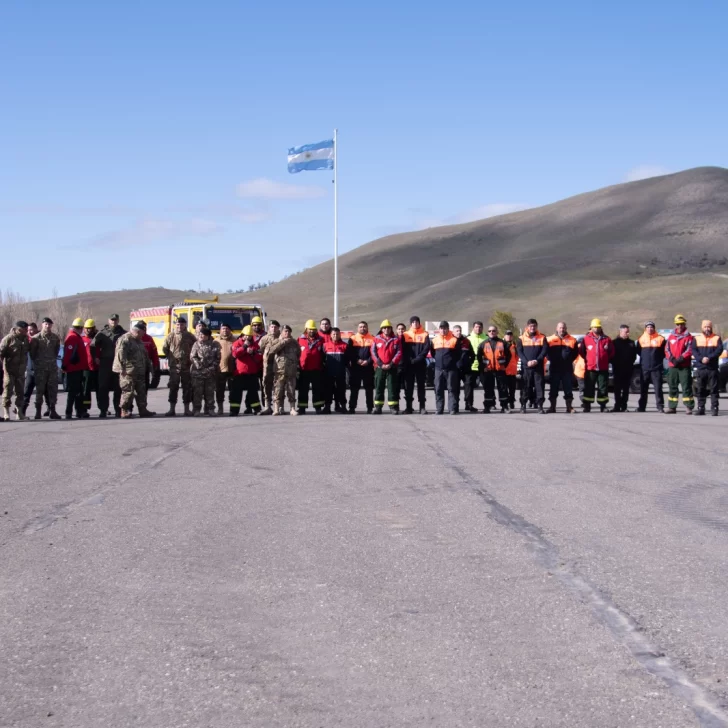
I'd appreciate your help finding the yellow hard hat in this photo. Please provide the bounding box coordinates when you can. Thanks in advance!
[304,319,316,330]
[251,316,263,325]
[84,318,95,329]
[380,319,393,329]
[241,325,252,336]
[71,317,84,327]
[674,314,687,325]
[590,318,602,328]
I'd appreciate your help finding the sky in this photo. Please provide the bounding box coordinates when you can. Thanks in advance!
[1,0,727,299]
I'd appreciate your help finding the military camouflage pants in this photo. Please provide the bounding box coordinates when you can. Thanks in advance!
[2,372,24,410]
[262,366,276,408]
[168,368,192,405]
[193,377,215,413]
[35,367,58,407]
[274,371,297,409]
[120,374,147,411]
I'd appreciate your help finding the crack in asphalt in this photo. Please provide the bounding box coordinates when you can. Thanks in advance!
[17,423,242,538]
[408,420,728,728]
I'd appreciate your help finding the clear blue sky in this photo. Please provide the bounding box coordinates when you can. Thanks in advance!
[2,0,726,299]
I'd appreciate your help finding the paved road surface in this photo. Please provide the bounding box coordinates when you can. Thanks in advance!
[2,389,728,727]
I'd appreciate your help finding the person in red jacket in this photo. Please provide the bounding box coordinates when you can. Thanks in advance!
[578,318,614,412]
[81,319,99,416]
[298,319,326,414]
[137,321,160,385]
[371,319,402,414]
[318,317,333,345]
[62,318,90,419]
[230,326,263,415]
[665,314,695,414]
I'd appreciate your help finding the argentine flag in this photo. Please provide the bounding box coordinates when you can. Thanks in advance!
[287,139,334,174]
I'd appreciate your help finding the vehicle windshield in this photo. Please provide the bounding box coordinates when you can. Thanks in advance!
[205,307,260,332]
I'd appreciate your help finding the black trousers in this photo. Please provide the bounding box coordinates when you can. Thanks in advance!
[404,362,427,409]
[695,369,719,410]
[97,362,113,415]
[65,371,85,416]
[325,373,347,409]
[638,369,664,410]
[613,368,632,411]
[462,370,480,409]
[110,372,122,414]
[229,374,261,414]
[504,374,517,407]
[549,369,573,402]
[298,370,324,411]
[83,370,98,413]
[482,370,507,409]
[23,372,36,412]
[434,368,460,413]
[520,368,545,406]
[349,365,374,412]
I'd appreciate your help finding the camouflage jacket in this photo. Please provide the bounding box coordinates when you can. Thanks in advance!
[112,333,150,377]
[190,339,221,379]
[30,331,61,371]
[258,332,281,373]
[0,331,30,377]
[268,337,300,376]
[163,331,196,372]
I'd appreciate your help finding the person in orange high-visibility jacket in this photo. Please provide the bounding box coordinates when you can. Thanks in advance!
[477,325,510,413]
[297,320,326,414]
[516,319,548,413]
[371,320,402,414]
[503,330,518,410]
[693,320,722,415]
[635,321,665,412]
[346,321,375,413]
[578,319,614,412]
[403,316,431,414]
[432,321,462,414]
[547,322,579,413]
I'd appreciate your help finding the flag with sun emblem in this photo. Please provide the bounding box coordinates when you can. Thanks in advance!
[287,139,334,173]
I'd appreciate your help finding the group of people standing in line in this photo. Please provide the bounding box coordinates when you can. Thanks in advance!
[0,310,722,421]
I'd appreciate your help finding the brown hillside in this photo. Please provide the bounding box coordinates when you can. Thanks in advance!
[26,167,728,335]
[250,166,728,332]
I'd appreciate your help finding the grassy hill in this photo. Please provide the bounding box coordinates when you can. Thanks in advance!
[25,166,728,335]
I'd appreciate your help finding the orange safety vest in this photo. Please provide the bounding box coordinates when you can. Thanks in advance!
[504,342,518,375]
[481,339,507,372]
[432,333,458,350]
[574,354,585,378]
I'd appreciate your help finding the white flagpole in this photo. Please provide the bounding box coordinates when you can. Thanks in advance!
[333,128,339,327]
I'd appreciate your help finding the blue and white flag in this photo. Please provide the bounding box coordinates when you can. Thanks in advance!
[287,139,334,174]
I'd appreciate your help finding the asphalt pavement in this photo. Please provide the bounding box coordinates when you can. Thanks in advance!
[2,388,728,727]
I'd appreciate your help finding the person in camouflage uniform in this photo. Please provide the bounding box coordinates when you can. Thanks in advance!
[29,317,61,420]
[268,325,300,416]
[0,321,30,421]
[163,317,196,417]
[257,320,281,414]
[113,323,155,418]
[190,327,221,416]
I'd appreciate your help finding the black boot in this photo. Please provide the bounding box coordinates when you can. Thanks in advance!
[34,404,42,420]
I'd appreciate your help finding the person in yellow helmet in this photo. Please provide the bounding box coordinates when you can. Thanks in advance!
[297,320,326,413]
[664,314,695,414]
[577,318,614,412]
[371,320,402,414]
[81,319,99,417]
[61,317,90,419]
[250,315,265,343]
